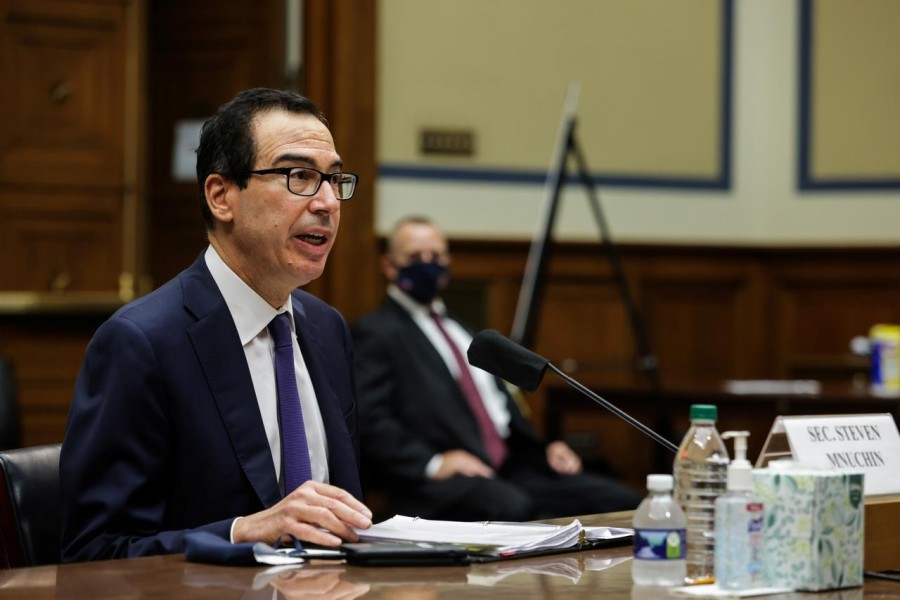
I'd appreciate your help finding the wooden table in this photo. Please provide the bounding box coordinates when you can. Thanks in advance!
[0,513,895,599]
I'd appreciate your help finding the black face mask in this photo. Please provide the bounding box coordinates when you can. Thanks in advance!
[396,261,448,305]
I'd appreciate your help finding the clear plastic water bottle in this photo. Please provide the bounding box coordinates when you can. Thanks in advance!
[632,474,687,586]
[673,404,729,584]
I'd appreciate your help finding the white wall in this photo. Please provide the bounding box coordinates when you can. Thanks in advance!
[376,0,900,246]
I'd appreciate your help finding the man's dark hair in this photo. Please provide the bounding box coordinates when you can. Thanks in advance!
[196,88,327,230]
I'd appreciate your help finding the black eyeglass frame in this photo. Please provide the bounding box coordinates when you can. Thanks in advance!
[244,167,359,200]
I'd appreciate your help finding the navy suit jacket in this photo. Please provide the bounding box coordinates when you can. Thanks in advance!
[351,298,544,488]
[60,254,361,562]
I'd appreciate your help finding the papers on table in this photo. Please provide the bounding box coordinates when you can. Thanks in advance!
[585,525,634,541]
[353,515,632,558]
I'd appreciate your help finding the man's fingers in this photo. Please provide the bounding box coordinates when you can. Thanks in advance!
[283,519,344,547]
[290,481,373,529]
[465,463,494,478]
[305,481,373,518]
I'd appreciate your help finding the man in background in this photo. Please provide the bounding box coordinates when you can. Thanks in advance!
[60,88,371,562]
[352,216,641,521]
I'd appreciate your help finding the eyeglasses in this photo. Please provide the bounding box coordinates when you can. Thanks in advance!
[245,167,358,200]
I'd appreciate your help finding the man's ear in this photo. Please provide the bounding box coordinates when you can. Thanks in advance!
[204,174,235,224]
[381,254,398,281]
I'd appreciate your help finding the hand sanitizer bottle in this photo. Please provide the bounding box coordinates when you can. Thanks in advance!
[714,431,765,590]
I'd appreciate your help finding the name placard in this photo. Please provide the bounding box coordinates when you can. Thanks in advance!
[766,414,900,495]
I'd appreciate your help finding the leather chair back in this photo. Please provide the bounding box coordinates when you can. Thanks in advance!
[0,444,62,568]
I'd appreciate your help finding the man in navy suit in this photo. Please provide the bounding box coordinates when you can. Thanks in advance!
[60,88,372,562]
[352,216,641,521]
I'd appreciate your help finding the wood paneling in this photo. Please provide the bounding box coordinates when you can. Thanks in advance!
[642,256,768,386]
[0,0,125,187]
[0,314,106,446]
[445,242,900,391]
[0,0,144,446]
[0,0,137,296]
[147,0,284,285]
[303,0,379,322]
[771,251,900,380]
[0,194,122,293]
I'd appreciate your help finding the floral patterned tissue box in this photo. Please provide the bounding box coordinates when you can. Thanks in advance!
[752,469,864,591]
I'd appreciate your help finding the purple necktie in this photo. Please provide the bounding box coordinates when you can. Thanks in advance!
[268,313,312,493]
[430,312,508,468]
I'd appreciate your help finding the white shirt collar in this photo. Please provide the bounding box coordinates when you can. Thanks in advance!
[205,246,293,344]
[387,284,447,318]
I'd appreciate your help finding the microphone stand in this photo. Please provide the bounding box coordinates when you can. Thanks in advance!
[546,363,677,454]
[547,363,678,454]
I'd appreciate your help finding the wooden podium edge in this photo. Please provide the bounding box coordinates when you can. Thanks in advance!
[865,493,900,571]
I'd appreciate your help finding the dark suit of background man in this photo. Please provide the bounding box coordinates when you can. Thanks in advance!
[60,88,372,562]
[352,216,642,521]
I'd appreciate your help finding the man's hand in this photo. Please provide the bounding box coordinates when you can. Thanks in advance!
[432,449,494,480]
[546,440,582,475]
[232,480,372,547]
[269,568,370,600]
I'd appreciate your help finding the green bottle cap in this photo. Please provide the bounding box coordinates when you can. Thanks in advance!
[689,404,717,420]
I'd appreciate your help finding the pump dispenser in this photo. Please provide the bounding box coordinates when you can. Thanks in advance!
[723,431,753,492]
[714,431,765,590]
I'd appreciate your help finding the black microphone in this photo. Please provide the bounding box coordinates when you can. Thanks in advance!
[467,329,678,453]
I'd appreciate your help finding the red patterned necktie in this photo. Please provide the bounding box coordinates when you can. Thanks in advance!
[430,312,507,468]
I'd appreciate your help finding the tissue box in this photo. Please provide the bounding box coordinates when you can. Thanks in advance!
[752,469,864,591]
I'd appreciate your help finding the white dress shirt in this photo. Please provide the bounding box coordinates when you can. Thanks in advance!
[387,286,512,477]
[205,246,329,486]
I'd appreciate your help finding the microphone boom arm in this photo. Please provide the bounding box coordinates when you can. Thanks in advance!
[546,363,678,454]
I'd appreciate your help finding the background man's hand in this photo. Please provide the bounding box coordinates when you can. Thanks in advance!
[432,449,494,480]
[546,440,582,475]
[232,480,372,547]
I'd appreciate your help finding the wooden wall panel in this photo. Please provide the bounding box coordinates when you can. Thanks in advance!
[0,314,106,446]
[0,0,125,187]
[147,0,284,286]
[0,0,132,296]
[0,0,143,447]
[303,0,379,322]
[642,257,767,387]
[770,251,900,380]
[536,283,634,380]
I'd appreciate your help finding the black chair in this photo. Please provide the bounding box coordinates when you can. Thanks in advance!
[0,444,62,568]
[0,358,21,450]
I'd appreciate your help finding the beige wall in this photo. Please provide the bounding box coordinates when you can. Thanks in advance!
[376,0,900,245]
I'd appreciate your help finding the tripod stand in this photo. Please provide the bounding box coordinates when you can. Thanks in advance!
[510,84,672,471]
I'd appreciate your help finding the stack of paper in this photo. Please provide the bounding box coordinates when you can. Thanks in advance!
[354,515,631,557]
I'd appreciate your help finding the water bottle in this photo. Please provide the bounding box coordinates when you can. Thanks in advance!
[673,404,729,584]
[632,474,686,586]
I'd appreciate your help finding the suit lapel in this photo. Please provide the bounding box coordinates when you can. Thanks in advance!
[387,300,488,457]
[182,257,281,508]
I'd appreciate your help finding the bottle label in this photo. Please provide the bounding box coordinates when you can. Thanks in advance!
[747,502,764,533]
[633,528,686,560]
